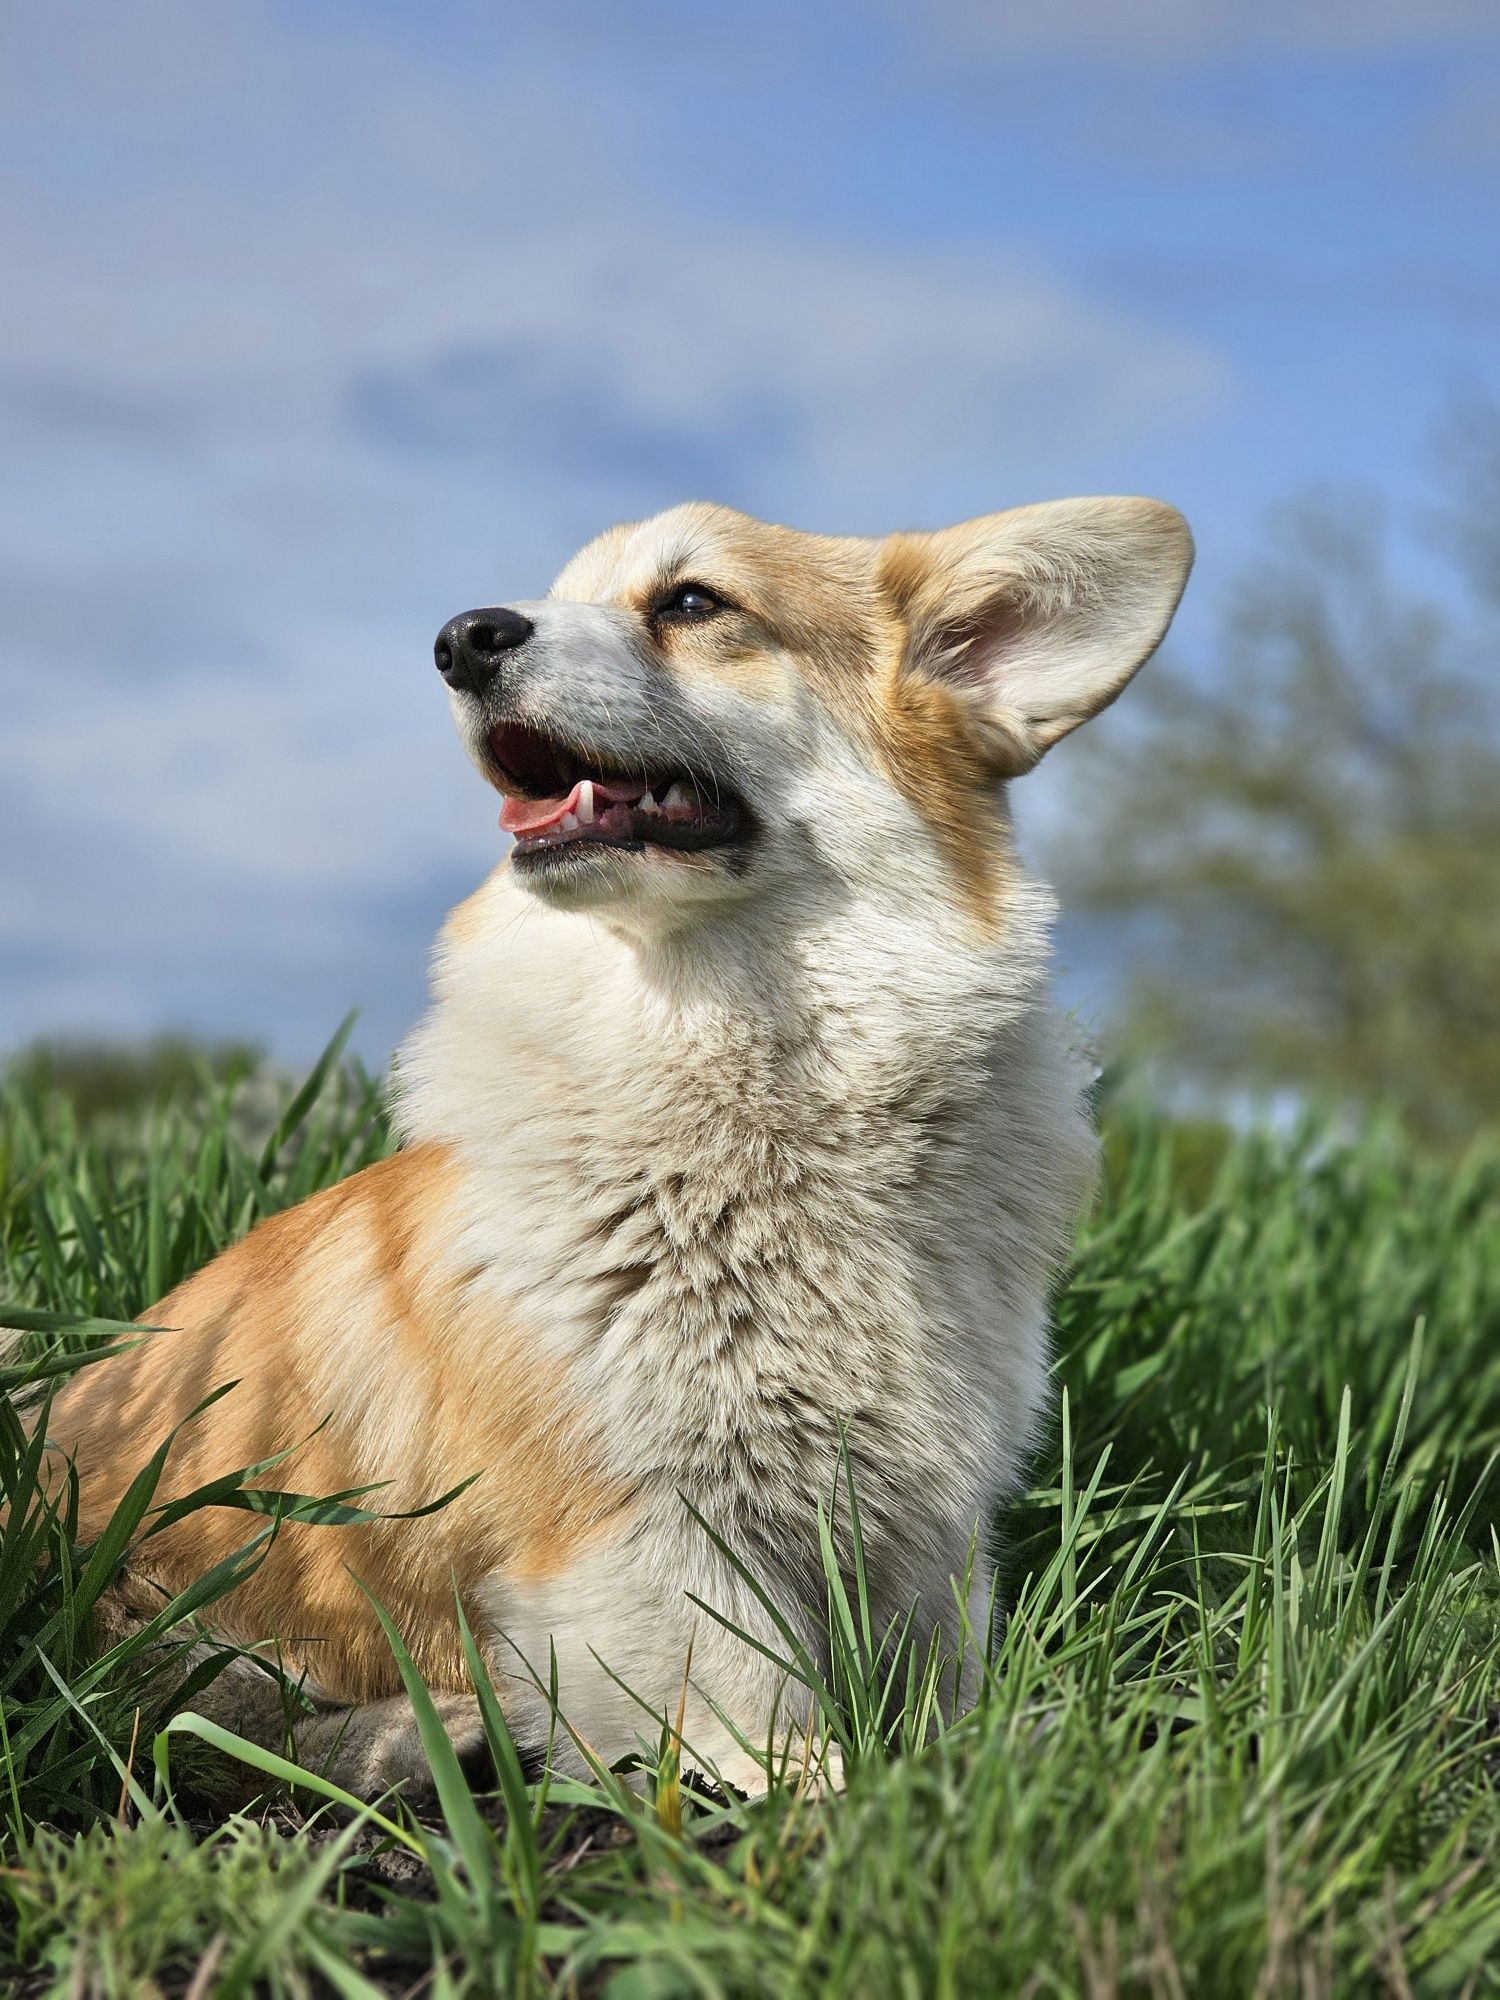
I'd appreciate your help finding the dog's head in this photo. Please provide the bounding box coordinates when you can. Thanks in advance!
[436,499,1192,938]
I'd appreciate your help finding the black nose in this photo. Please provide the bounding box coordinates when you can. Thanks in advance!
[434,606,534,695]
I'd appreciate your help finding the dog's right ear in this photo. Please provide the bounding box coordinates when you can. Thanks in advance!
[879,497,1194,775]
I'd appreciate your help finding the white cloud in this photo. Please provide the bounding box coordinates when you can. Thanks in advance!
[4,192,1225,520]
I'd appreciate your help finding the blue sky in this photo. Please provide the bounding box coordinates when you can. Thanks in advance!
[3,0,1497,1064]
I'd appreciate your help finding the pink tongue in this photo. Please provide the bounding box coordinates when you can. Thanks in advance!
[498,776,646,837]
[500,783,579,836]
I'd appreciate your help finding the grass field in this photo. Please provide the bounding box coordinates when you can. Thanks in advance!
[3,1035,1499,1998]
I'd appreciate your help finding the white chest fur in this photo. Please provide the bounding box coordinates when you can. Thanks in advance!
[396,868,1095,1617]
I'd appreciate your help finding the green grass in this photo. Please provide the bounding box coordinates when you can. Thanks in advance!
[2,1037,1499,1997]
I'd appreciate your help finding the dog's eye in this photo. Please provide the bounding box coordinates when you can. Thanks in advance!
[655,582,725,622]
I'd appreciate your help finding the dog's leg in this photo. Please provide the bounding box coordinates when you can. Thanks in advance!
[95,1576,492,1808]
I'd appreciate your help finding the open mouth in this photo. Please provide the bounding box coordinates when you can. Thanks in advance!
[486,721,747,862]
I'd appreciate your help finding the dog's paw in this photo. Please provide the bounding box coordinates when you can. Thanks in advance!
[293,1691,492,1808]
[710,1738,845,1801]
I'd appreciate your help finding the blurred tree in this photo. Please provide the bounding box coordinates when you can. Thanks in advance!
[1062,463,1500,1146]
[5,1035,262,1122]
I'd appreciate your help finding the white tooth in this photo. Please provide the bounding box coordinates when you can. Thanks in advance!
[637,790,657,813]
[661,782,690,811]
[576,780,595,825]
[559,810,579,833]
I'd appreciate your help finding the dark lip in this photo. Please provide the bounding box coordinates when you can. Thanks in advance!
[511,818,742,869]
[487,719,754,861]
[511,798,747,863]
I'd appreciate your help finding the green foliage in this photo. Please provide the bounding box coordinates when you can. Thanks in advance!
[3,1819,368,2000]
[2,1046,1499,1995]
[1063,492,1500,1145]
[0,1014,391,1324]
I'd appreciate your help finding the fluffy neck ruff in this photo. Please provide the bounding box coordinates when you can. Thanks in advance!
[399,862,1063,1141]
[393,861,1098,1560]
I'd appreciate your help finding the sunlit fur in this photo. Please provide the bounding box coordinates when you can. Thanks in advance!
[46,495,1192,1798]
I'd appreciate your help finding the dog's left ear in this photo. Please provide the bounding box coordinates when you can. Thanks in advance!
[881,496,1194,775]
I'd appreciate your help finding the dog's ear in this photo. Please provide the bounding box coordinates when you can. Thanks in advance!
[880,497,1193,775]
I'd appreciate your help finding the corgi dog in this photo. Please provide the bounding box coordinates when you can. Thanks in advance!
[47,496,1192,1799]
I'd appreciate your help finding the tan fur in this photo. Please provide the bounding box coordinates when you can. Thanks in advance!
[48,1145,632,1704]
[866,664,1018,935]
